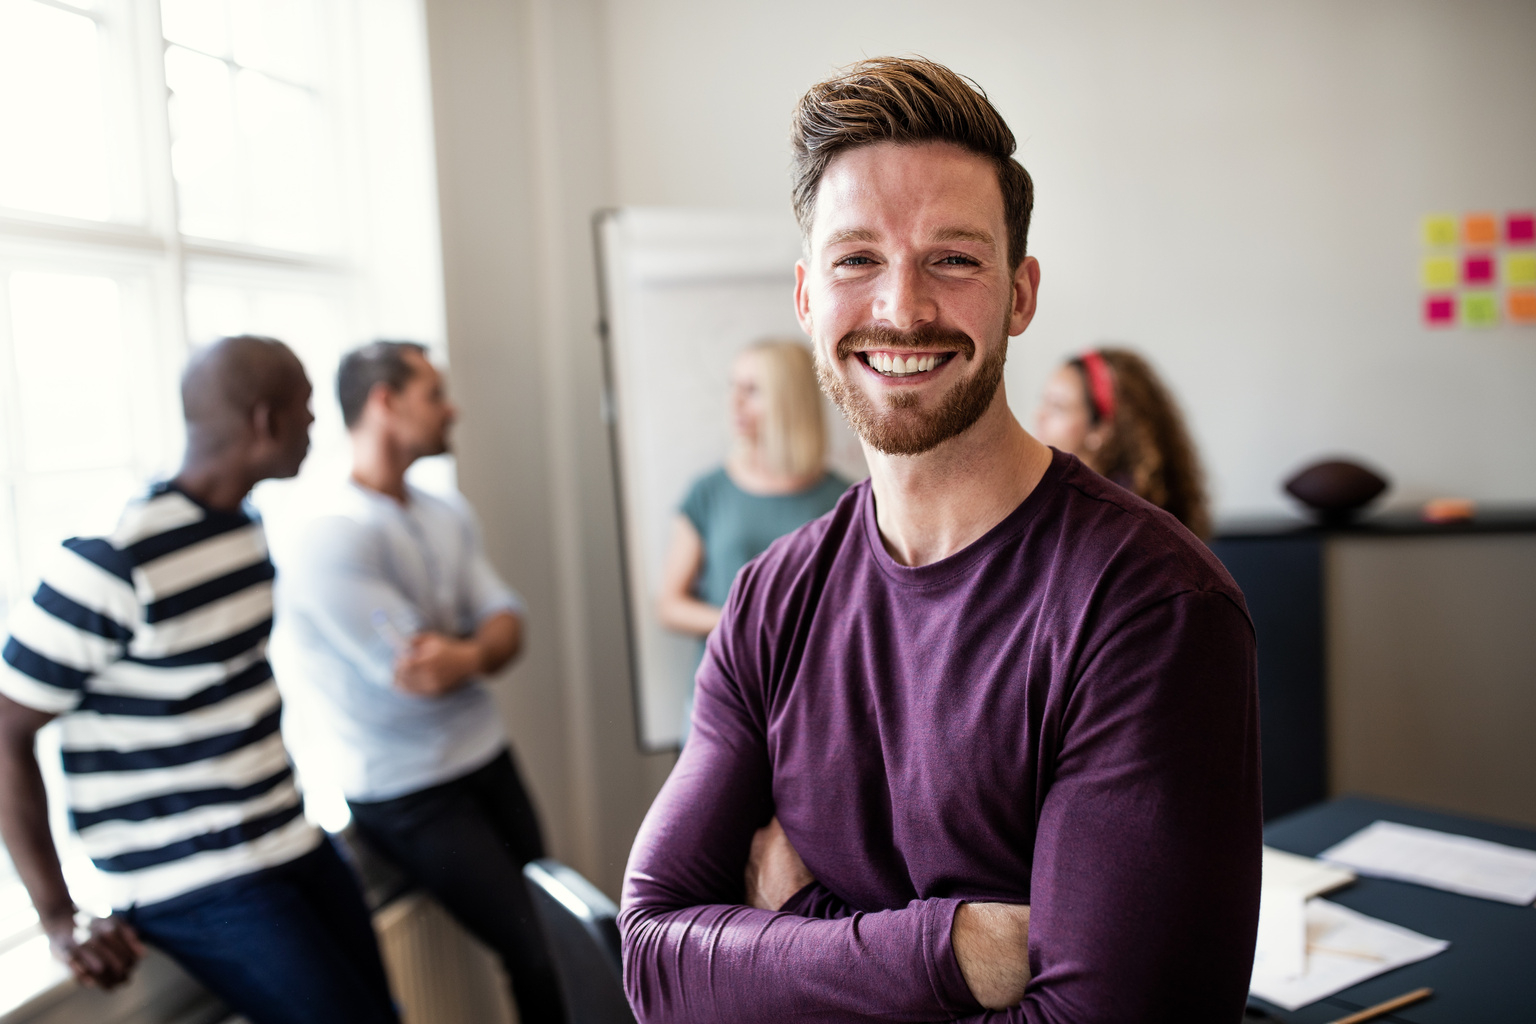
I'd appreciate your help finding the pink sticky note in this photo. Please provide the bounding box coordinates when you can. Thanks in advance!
[1508,212,1536,246]
[1463,253,1495,285]
[1424,294,1456,326]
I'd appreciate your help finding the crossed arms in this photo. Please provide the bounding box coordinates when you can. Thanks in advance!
[618,590,1262,1023]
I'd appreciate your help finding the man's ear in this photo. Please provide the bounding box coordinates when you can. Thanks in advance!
[250,401,275,441]
[1008,256,1041,337]
[794,260,814,336]
[362,381,395,425]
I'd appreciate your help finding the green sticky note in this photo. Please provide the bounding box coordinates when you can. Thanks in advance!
[1505,252,1536,288]
[1421,255,1457,288]
[1462,290,1499,326]
[1422,214,1458,248]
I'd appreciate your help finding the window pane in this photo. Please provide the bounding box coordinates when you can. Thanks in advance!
[229,0,320,86]
[160,0,229,57]
[165,44,242,241]
[238,71,334,252]
[8,272,134,473]
[0,0,111,220]
[12,469,138,591]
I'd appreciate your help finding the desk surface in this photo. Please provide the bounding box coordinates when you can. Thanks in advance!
[1254,796,1536,1023]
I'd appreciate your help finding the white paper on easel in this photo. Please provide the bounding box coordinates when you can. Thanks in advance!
[1248,899,1449,1011]
[1319,820,1536,905]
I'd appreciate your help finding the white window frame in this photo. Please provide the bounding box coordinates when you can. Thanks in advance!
[0,0,446,1014]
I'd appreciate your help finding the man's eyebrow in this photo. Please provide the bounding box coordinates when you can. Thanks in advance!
[930,228,996,248]
[822,228,880,246]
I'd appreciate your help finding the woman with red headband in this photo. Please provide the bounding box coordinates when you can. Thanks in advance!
[1035,347,1212,539]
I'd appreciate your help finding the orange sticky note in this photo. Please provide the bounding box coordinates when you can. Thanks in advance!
[1464,212,1498,246]
[1421,214,1457,248]
[1509,290,1536,324]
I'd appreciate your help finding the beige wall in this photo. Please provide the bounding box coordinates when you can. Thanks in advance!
[423,0,674,897]
[1328,534,1536,828]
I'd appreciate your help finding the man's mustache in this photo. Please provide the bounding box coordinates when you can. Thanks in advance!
[835,325,977,362]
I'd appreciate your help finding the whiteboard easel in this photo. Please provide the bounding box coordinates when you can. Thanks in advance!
[595,207,866,751]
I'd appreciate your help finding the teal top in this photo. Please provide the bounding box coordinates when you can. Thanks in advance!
[680,467,850,608]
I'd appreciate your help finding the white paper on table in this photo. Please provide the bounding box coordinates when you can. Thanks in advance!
[1249,899,1449,1012]
[1252,887,1307,982]
[1263,846,1356,899]
[1319,820,1536,905]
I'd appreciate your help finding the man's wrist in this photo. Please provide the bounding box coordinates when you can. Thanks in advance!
[461,638,489,677]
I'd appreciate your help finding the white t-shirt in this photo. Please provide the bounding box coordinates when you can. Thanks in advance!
[269,481,523,802]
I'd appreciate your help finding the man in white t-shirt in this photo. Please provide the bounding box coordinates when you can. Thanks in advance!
[271,341,563,1024]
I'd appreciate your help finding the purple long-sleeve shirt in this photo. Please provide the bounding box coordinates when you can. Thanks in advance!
[620,451,1261,1023]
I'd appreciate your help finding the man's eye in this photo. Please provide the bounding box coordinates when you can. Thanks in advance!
[835,256,874,267]
[939,255,979,266]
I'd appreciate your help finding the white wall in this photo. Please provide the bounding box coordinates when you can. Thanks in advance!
[603,0,1536,516]
[419,0,1536,895]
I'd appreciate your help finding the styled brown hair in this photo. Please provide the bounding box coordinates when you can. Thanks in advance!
[1069,348,1213,540]
[791,57,1035,269]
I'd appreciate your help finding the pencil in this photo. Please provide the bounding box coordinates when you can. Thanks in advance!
[1324,987,1432,1024]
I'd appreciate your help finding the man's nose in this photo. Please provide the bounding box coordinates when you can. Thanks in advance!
[871,258,937,331]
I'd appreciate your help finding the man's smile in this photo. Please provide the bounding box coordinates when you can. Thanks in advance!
[855,350,957,378]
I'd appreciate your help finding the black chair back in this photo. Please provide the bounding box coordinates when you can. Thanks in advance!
[523,859,637,1024]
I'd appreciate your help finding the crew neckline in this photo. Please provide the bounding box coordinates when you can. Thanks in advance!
[859,448,1065,588]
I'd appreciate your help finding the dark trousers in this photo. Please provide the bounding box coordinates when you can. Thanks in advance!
[125,839,399,1024]
[348,749,565,1024]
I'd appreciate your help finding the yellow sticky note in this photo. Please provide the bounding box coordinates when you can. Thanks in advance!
[1504,252,1536,287]
[1462,291,1499,327]
[1422,214,1458,248]
[1421,255,1457,288]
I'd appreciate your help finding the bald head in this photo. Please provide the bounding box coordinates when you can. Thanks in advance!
[180,335,313,482]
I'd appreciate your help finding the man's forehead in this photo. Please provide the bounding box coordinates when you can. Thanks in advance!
[809,141,1004,249]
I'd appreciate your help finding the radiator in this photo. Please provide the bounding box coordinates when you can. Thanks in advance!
[373,892,516,1024]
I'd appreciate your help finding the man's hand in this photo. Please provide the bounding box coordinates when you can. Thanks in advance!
[953,901,1031,1009]
[43,913,144,990]
[394,632,481,696]
[744,817,814,911]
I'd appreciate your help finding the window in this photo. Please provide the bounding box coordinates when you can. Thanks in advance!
[0,0,445,905]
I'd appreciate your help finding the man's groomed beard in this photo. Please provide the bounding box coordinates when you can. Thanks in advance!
[816,323,1007,456]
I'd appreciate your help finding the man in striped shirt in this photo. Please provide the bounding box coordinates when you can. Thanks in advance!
[0,336,398,1024]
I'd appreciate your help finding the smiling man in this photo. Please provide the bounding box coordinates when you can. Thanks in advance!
[620,58,1261,1023]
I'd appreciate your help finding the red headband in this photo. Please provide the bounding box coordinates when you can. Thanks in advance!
[1079,351,1117,423]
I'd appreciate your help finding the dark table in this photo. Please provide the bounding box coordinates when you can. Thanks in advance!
[1251,796,1536,1023]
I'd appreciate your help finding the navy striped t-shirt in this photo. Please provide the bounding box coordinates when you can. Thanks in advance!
[0,483,319,908]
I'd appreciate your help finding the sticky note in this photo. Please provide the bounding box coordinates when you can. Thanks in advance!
[1463,253,1496,285]
[1509,290,1536,325]
[1506,252,1536,287]
[1463,213,1499,246]
[1462,291,1498,326]
[1420,256,1457,288]
[1423,294,1456,326]
[1421,214,1458,248]
[1508,212,1536,246]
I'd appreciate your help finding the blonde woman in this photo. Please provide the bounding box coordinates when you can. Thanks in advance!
[658,340,849,645]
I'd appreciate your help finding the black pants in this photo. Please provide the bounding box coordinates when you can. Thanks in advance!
[349,750,565,1024]
[126,840,399,1024]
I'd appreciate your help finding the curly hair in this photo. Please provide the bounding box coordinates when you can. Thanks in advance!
[1069,348,1212,539]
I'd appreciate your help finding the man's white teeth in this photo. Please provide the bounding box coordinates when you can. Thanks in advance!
[869,353,940,375]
